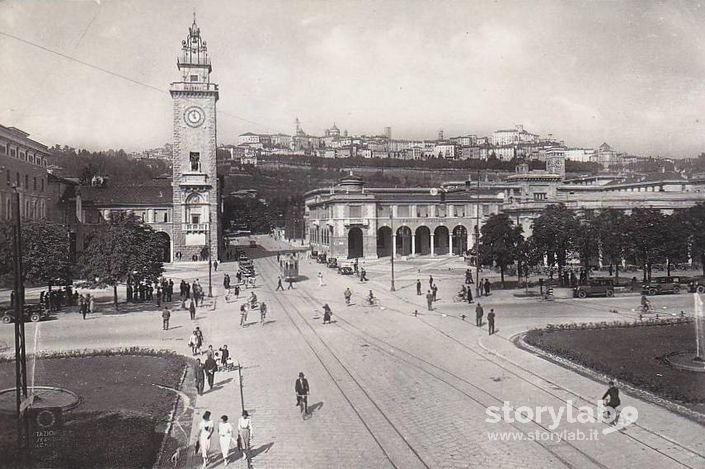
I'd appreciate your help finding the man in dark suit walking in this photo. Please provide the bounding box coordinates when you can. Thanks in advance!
[295,372,310,414]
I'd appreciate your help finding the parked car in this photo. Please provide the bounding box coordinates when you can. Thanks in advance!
[642,277,682,295]
[688,277,705,293]
[249,240,257,248]
[2,304,50,324]
[338,266,354,275]
[316,253,327,264]
[327,258,338,269]
[573,278,615,298]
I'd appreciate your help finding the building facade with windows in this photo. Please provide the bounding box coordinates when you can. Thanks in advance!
[305,174,505,260]
[0,124,52,221]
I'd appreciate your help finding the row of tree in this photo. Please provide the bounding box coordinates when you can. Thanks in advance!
[1,213,165,308]
[478,203,705,285]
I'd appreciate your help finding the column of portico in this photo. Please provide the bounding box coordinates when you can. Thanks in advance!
[430,233,435,256]
[449,231,454,256]
[392,232,397,257]
[411,234,416,256]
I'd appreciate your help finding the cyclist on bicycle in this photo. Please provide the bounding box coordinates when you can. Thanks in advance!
[458,285,467,300]
[640,294,651,313]
[344,288,352,305]
[295,372,310,414]
[249,292,258,308]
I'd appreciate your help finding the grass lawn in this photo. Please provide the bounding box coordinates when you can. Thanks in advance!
[525,323,705,415]
[0,353,188,468]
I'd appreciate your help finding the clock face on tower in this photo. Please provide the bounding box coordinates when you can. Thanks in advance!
[184,106,205,127]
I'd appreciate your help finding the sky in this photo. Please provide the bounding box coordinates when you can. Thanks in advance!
[1,0,705,157]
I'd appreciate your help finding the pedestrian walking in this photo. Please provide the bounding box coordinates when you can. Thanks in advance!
[467,285,473,303]
[359,267,367,282]
[80,295,87,320]
[194,358,205,395]
[213,260,218,271]
[429,275,434,287]
[195,327,204,353]
[237,411,253,462]
[484,278,491,296]
[218,415,234,466]
[162,307,171,330]
[416,279,422,295]
[323,304,332,324]
[276,276,284,291]
[88,294,95,315]
[475,303,484,327]
[204,353,217,390]
[344,287,352,305]
[219,345,230,369]
[189,299,196,320]
[318,271,324,286]
[426,290,434,311]
[189,331,200,356]
[487,308,495,335]
[240,304,248,327]
[432,284,438,301]
[287,278,294,289]
[260,302,267,325]
[602,381,621,425]
[196,411,214,468]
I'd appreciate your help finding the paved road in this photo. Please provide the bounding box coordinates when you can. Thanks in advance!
[1,235,704,468]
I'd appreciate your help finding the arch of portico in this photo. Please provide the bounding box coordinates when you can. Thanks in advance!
[377,226,393,257]
[434,225,450,255]
[415,226,431,256]
[396,226,412,256]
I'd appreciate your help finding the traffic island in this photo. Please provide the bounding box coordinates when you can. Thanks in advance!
[521,318,705,419]
[0,349,191,469]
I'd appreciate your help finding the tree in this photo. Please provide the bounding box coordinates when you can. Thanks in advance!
[478,213,524,286]
[0,219,70,289]
[683,203,705,276]
[623,208,666,282]
[81,212,164,308]
[594,209,628,280]
[660,210,689,276]
[529,204,580,275]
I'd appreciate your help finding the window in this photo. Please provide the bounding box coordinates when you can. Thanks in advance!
[41,178,44,192]
[349,205,362,218]
[377,205,391,218]
[163,212,168,223]
[417,205,429,217]
[20,151,26,160]
[189,152,200,171]
[15,172,19,186]
[397,205,410,217]
[5,170,9,184]
[0,144,5,154]
[25,175,28,188]
[533,193,547,201]
[33,177,37,190]
[190,74,198,82]
[436,204,446,217]
[455,205,465,217]
[10,148,16,157]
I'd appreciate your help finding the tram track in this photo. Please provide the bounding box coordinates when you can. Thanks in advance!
[259,258,430,469]
[352,275,705,468]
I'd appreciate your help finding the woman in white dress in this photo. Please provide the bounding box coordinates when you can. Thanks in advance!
[197,411,214,468]
[218,415,234,466]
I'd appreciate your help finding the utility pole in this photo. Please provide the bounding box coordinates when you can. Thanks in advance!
[389,212,396,291]
[12,186,29,466]
[475,170,481,298]
[207,223,213,297]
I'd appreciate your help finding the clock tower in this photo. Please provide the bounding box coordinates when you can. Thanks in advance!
[170,15,220,262]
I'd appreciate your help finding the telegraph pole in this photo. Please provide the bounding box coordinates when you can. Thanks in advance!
[389,212,396,291]
[12,186,29,465]
[475,170,481,298]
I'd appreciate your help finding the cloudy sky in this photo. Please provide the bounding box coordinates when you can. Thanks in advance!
[1,0,705,156]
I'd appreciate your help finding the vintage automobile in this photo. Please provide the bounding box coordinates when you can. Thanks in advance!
[642,277,682,295]
[2,304,50,324]
[338,266,354,275]
[573,278,615,298]
[326,258,338,269]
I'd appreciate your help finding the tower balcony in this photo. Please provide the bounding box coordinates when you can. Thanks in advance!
[179,172,210,186]
[182,223,209,233]
[170,82,219,93]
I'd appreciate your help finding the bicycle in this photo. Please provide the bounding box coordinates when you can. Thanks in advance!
[364,297,379,306]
